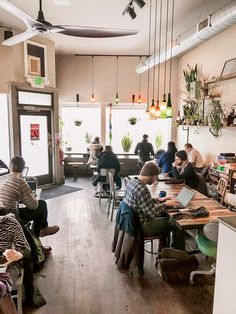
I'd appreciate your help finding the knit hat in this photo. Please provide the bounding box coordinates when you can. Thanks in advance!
[140,161,159,176]
[175,150,187,161]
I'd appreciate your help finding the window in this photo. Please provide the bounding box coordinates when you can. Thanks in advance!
[0,94,10,165]
[61,106,101,152]
[106,107,172,154]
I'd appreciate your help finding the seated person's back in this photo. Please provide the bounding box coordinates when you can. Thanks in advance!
[158,141,177,174]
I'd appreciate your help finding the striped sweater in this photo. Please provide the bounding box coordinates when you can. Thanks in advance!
[0,173,38,213]
[0,214,30,257]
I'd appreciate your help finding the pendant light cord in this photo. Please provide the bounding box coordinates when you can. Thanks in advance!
[116,56,119,96]
[152,0,158,101]
[163,0,169,94]
[147,0,152,106]
[139,56,141,97]
[157,0,162,100]
[168,0,175,93]
[92,55,94,95]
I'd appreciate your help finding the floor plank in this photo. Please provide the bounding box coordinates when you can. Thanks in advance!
[26,177,214,314]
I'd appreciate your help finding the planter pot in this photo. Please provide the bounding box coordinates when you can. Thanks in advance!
[65,147,72,152]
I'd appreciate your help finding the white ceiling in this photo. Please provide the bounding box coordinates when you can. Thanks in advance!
[0,0,232,55]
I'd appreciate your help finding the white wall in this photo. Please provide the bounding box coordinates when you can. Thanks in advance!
[176,24,236,164]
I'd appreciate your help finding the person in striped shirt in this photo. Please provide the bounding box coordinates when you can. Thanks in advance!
[0,156,59,241]
[0,213,46,307]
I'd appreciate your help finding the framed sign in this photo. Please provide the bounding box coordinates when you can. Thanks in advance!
[220,58,236,77]
[30,123,40,140]
[24,40,49,88]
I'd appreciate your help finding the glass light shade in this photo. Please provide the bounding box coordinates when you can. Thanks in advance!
[166,93,172,118]
[115,93,119,104]
[149,100,156,115]
[166,106,172,118]
[138,94,142,104]
[160,94,167,118]
[91,93,95,103]
[155,100,160,118]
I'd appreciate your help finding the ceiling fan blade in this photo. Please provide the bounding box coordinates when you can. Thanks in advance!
[0,0,37,27]
[55,25,138,38]
[1,30,38,46]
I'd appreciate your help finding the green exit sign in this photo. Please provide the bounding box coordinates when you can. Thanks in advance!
[34,76,44,85]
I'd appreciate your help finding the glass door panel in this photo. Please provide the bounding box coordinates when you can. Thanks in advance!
[19,111,52,185]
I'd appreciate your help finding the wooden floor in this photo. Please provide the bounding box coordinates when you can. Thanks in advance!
[27,177,215,314]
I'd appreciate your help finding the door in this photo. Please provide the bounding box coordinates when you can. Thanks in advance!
[18,110,53,185]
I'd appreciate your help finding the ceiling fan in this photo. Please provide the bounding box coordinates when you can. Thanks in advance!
[0,0,138,46]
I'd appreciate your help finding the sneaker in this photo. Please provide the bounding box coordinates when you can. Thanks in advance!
[40,225,59,237]
[32,288,47,307]
[43,245,52,255]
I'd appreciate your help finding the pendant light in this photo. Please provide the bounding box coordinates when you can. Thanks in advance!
[91,56,95,103]
[115,56,119,104]
[149,0,158,119]
[145,0,152,116]
[160,0,169,118]
[155,0,162,119]
[138,56,142,104]
[166,0,175,118]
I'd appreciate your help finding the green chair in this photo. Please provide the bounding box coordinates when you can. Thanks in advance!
[190,221,218,284]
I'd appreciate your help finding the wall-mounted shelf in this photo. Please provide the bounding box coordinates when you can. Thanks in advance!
[206,72,236,85]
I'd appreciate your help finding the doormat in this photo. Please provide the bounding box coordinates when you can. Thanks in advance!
[41,185,82,200]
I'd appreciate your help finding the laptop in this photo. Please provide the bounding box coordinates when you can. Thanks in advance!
[166,187,195,212]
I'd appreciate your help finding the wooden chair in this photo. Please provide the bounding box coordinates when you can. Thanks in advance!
[107,171,125,221]
[217,177,228,204]
[224,192,236,210]
[98,168,115,206]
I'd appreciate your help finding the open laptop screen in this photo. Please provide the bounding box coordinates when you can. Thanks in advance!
[176,187,195,207]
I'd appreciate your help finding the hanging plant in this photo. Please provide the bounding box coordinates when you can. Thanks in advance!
[208,99,223,137]
[155,131,163,150]
[128,117,138,125]
[74,119,82,126]
[121,133,132,152]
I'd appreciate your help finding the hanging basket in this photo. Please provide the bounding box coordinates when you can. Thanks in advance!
[74,120,82,126]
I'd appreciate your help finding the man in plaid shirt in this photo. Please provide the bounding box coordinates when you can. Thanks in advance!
[123,161,178,236]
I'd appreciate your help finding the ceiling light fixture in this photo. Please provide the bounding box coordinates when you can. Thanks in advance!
[115,56,119,104]
[122,0,145,19]
[145,0,152,116]
[149,0,158,119]
[134,0,146,9]
[53,0,71,6]
[138,56,142,104]
[166,0,175,118]
[155,0,163,119]
[91,56,95,103]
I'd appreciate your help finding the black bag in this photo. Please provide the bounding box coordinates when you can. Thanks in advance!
[23,225,46,272]
[155,248,199,283]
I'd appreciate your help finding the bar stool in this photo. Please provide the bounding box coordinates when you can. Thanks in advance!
[67,161,83,181]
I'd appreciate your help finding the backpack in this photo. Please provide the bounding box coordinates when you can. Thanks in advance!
[23,225,46,272]
[155,248,199,283]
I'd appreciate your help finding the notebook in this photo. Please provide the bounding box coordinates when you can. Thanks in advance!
[166,187,195,212]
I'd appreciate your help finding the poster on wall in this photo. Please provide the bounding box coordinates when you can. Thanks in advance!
[30,124,40,140]
[24,40,49,88]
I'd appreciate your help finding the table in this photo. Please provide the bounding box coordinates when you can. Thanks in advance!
[127,176,236,248]
[149,181,236,231]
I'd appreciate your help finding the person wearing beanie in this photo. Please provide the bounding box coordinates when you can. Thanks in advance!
[158,141,177,175]
[119,161,178,237]
[172,150,199,190]
[134,134,155,173]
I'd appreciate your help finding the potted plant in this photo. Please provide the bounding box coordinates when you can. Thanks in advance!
[74,119,82,126]
[183,64,201,98]
[208,99,224,137]
[155,131,163,151]
[121,133,132,152]
[128,117,138,125]
[182,99,200,125]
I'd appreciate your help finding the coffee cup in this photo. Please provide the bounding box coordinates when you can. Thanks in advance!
[159,191,166,198]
